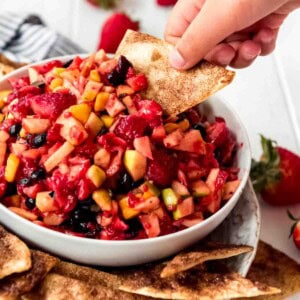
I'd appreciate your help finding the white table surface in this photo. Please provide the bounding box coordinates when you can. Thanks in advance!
[1,0,300,297]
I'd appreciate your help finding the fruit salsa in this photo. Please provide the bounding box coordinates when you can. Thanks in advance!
[0,51,240,240]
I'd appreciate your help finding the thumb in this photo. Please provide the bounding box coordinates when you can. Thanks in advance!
[169,0,286,69]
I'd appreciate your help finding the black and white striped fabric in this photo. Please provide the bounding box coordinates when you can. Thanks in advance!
[0,13,84,63]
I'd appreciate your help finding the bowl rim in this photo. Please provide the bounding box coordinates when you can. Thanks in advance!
[0,54,251,246]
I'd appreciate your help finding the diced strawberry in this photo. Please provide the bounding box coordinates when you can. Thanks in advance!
[30,92,77,120]
[8,77,30,90]
[156,0,177,6]
[114,115,148,145]
[47,124,64,143]
[136,100,163,128]
[126,74,148,92]
[34,60,63,74]
[67,56,84,70]
[146,150,177,187]
[97,132,127,152]
[0,167,7,197]
[151,125,166,141]
[206,120,229,148]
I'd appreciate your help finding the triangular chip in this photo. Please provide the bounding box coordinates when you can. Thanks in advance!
[161,243,253,278]
[119,264,280,300]
[0,250,58,299]
[23,273,146,300]
[116,30,235,116]
[241,241,300,300]
[0,225,31,280]
[52,261,121,289]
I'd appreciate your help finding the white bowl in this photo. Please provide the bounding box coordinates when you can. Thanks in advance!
[0,55,251,266]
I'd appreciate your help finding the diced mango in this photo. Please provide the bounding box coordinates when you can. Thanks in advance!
[94,148,111,169]
[82,80,102,102]
[0,142,7,166]
[5,153,20,182]
[0,130,10,142]
[92,189,112,211]
[0,113,4,123]
[69,103,91,124]
[119,197,139,220]
[49,78,63,91]
[53,67,66,76]
[0,90,12,105]
[9,207,38,221]
[94,92,110,112]
[19,128,26,138]
[89,70,101,82]
[85,112,104,137]
[36,191,58,213]
[164,123,179,134]
[22,118,51,134]
[87,165,106,188]
[177,119,190,131]
[101,115,114,128]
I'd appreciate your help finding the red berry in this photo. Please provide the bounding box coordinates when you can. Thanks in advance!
[34,60,63,74]
[126,74,148,92]
[293,222,300,250]
[98,13,139,53]
[156,0,177,6]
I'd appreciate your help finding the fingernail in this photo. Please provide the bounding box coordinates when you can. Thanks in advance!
[244,48,261,60]
[169,48,186,69]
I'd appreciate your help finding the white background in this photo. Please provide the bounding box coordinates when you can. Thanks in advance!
[0,0,299,297]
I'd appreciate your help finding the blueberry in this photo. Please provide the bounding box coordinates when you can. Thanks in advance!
[77,198,94,207]
[49,191,55,197]
[25,198,36,210]
[117,172,133,193]
[9,124,22,137]
[76,222,89,233]
[63,59,73,68]
[192,123,206,139]
[73,210,92,222]
[97,127,108,137]
[32,81,46,91]
[32,133,47,148]
[30,168,46,181]
[18,178,31,186]
[107,55,132,86]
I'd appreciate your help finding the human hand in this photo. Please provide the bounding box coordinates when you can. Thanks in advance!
[165,0,300,69]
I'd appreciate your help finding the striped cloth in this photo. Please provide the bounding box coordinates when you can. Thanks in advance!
[0,13,84,63]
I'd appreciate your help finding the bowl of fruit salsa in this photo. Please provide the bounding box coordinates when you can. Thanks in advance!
[0,52,251,266]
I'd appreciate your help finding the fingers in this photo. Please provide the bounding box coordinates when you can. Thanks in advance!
[204,43,236,66]
[168,0,287,69]
[230,40,261,68]
[253,28,279,55]
[164,0,204,44]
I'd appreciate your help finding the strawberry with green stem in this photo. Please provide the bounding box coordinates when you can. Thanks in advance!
[288,210,300,250]
[86,0,118,9]
[251,135,300,206]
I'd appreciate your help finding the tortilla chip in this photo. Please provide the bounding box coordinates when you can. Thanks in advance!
[0,225,31,280]
[23,273,146,300]
[241,241,300,300]
[116,30,235,116]
[119,263,280,300]
[0,250,58,299]
[161,243,253,278]
[52,261,121,288]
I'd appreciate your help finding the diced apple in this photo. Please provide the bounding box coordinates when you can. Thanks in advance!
[206,168,221,191]
[94,92,110,112]
[151,125,166,141]
[139,213,160,238]
[87,165,106,188]
[5,153,19,182]
[134,196,160,213]
[162,188,178,211]
[92,189,112,211]
[173,130,206,155]
[44,141,75,172]
[141,181,160,197]
[191,180,210,197]
[123,150,147,181]
[22,118,51,134]
[0,130,10,142]
[69,103,91,124]
[173,197,194,220]
[28,67,43,84]
[43,213,65,226]
[122,95,137,115]
[36,191,58,213]
[57,115,88,145]
[10,143,27,156]
[82,80,103,102]
[94,148,111,169]
[3,194,21,207]
[133,136,153,160]
[182,212,204,227]
[0,142,7,166]
[222,180,240,201]
[163,129,184,148]
[105,94,126,117]
[171,180,190,196]
[85,112,104,138]
[119,196,139,220]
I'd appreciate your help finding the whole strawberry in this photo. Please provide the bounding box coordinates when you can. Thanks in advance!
[156,0,177,6]
[250,135,300,205]
[288,211,300,250]
[86,0,118,9]
[97,13,139,53]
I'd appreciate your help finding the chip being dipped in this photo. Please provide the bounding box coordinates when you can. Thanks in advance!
[116,30,235,116]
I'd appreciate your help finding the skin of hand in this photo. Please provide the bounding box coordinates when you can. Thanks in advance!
[165,0,300,69]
